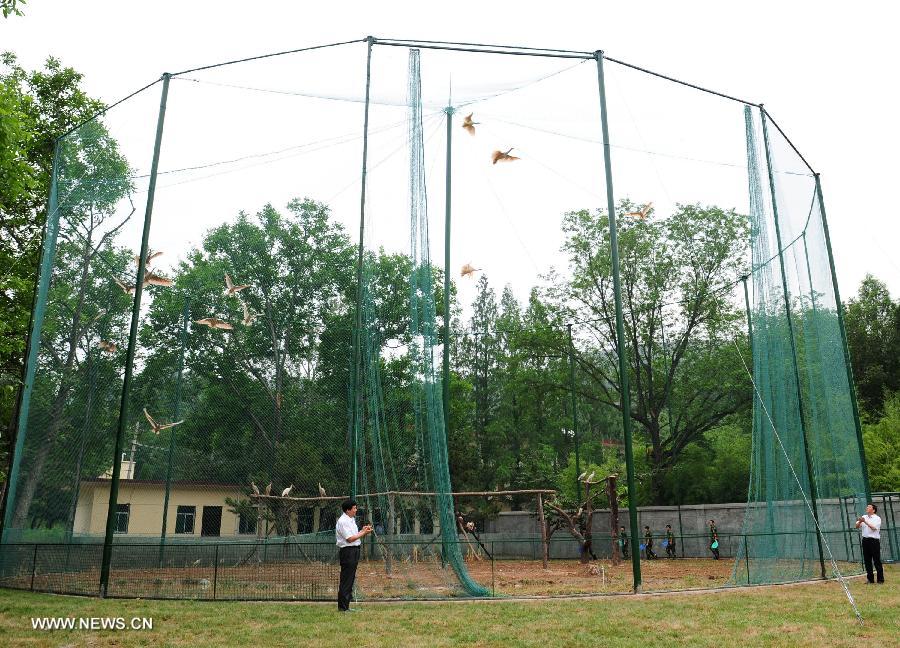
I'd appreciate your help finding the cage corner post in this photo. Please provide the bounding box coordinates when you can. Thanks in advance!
[350,36,375,500]
[593,49,642,593]
[813,173,871,504]
[759,106,826,580]
[99,72,172,598]
[443,104,454,448]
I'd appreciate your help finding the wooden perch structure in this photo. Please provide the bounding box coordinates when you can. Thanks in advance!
[249,488,555,504]
[543,475,604,565]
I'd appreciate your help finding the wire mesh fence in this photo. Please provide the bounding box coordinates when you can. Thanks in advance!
[0,524,883,600]
[0,37,875,600]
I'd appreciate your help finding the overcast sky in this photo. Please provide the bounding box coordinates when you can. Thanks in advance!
[3,1,897,311]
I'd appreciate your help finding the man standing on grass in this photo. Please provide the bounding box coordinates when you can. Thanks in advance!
[619,526,629,559]
[336,499,373,612]
[856,503,884,584]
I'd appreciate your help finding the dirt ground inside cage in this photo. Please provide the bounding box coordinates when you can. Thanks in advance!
[4,557,772,599]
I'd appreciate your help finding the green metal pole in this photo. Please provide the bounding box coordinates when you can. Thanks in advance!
[595,50,641,592]
[677,503,684,558]
[742,276,754,354]
[1,141,62,543]
[443,106,454,447]
[744,534,751,583]
[159,297,190,565]
[760,106,826,579]
[839,495,854,563]
[99,73,171,597]
[567,324,581,495]
[350,36,375,500]
[813,173,871,503]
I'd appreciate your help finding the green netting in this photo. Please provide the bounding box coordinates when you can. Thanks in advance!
[2,107,152,545]
[732,105,867,585]
[1,39,873,601]
[353,49,488,597]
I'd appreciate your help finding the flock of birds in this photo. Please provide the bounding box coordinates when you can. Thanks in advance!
[95,250,261,438]
[456,113,652,282]
[99,250,257,353]
[249,480,329,500]
[195,273,255,331]
[93,112,655,491]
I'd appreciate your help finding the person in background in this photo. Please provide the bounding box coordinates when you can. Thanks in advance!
[643,525,657,560]
[619,526,629,559]
[708,519,720,560]
[856,503,884,584]
[335,499,373,612]
[665,524,677,559]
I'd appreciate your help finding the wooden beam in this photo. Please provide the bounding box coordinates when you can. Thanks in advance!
[249,488,557,504]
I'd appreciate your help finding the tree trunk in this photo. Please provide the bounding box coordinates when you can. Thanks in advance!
[12,383,72,528]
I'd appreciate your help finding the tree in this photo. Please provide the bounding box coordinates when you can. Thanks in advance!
[545,472,607,564]
[862,392,900,492]
[0,72,37,452]
[1,53,106,483]
[9,119,134,531]
[1,0,25,19]
[551,201,752,504]
[844,275,900,416]
[139,199,356,533]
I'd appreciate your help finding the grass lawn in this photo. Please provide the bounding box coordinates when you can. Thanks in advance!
[0,565,895,647]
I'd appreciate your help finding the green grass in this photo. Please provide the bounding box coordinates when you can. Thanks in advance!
[0,566,896,647]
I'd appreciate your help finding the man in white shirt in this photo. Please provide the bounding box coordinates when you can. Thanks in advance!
[855,502,884,584]
[336,499,373,611]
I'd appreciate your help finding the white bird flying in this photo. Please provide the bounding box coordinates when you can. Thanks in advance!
[625,202,653,219]
[491,148,519,164]
[143,408,184,435]
[134,249,163,266]
[114,278,136,295]
[194,317,233,330]
[143,271,174,287]
[461,113,479,136]
[224,273,250,297]
[460,263,481,278]
[281,484,294,498]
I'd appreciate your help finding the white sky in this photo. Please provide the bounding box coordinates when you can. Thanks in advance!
[3,0,898,313]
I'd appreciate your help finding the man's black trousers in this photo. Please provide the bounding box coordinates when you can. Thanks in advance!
[862,537,884,583]
[338,546,361,610]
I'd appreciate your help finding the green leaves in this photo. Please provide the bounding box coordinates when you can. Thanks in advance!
[844,274,900,416]
[555,200,751,503]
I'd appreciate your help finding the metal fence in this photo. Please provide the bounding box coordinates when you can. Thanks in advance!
[0,526,877,600]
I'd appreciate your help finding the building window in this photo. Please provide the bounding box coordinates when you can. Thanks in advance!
[114,504,130,534]
[175,506,196,534]
[239,511,257,534]
[201,506,222,537]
